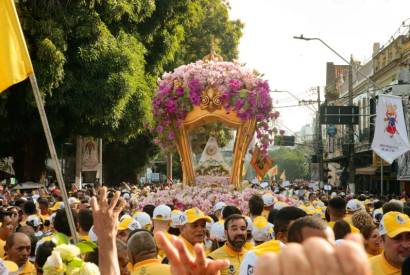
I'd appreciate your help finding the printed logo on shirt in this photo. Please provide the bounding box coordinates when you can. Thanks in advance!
[247,264,254,275]
[228,264,235,274]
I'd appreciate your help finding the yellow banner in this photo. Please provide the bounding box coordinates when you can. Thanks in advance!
[0,0,33,92]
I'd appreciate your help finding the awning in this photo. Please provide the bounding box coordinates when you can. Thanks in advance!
[356,166,377,175]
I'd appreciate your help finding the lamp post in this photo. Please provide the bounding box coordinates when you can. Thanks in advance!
[293,35,353,191]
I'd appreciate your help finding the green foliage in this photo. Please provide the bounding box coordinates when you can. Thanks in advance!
[269,147,310,180]
[76,241,97,254]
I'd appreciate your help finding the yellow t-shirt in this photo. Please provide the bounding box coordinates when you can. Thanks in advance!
[19,260,36,275]
[239,239,284,275]
[0,239,5,258]
[208,244,247,275]
[154,231,172,258]
[131,258,171,275]
[328,221,360,233]
[369,253,401,275]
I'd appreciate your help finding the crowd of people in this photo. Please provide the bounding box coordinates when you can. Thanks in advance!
[0,182,409,274]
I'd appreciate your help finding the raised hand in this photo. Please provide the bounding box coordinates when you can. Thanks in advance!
[155,231,229,275]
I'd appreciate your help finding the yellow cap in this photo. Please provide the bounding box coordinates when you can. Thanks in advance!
[184,208,212,224]
[379,211,410,238]
[49,201,64,212]
[3,260,18,272]
[118,217,133,231]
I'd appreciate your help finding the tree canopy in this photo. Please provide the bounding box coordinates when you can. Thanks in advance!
[269,146,311,181]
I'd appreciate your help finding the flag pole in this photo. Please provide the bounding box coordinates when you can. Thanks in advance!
[380,162,383,197]
[29,74,79,243]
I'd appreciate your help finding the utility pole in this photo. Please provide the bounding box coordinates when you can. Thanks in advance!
[299,88,323,186]
[317,86,324,188]
[347,55,355,193]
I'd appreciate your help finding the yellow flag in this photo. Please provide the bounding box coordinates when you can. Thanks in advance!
[280,170,286,180]
[267,165,278,177]
[0,0,34,92]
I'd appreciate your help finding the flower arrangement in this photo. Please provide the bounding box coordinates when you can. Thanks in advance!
[42,234,99,275]
[152,60,279,157]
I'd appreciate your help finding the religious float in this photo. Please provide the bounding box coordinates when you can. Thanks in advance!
[152,49,278,188]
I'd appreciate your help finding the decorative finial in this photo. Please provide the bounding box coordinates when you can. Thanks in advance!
[203,35,223,62]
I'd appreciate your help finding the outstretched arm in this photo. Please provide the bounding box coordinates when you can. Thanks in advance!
[91,187,125,275]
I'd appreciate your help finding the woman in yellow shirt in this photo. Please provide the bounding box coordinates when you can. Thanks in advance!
[361,223,382,258]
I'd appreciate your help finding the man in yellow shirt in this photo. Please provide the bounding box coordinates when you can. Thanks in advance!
[0,211,14,258]
[5,232,36,274]
[208,214,248,275]
[239,206,307,275]
[370,211,410,275]
[152,204,172,257]
[177,207,213,256]
[128,229,171,275]
[327,197,360,233]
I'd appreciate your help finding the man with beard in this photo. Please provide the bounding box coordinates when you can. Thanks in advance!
[208,214,248,275]
[370,211,410,275]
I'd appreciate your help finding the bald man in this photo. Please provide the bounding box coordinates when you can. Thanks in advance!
[127,229,171,274]
[5,232,36,274]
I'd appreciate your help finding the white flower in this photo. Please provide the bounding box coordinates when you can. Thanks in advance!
[43,251,65,275]
[54,244,80,262]
[71,262,100,275]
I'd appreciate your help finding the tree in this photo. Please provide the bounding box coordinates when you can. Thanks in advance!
[269,146,310,181]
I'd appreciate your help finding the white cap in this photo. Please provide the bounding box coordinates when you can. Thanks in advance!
[128,220,141,231]
[133,212,152,230]
[346,199,362,212]
[260,182,269,189]
[88,226,98,242]
[122,193,131,200]
[153,204,172,221]
[373,208,383,223]
[245,216,253,231]
[68,197,80,205]
[252,216,273,242]
[330,192,337,198]
[262,193,275,207]
[213,202,227,213]
[27,215,42,227]
[210,222,226,242]
[274,201,288,210]
[170,210,186,228]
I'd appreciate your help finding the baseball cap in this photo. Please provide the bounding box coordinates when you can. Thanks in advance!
[260,182,269,189]
[88,226,98,242]
[252,216,273,242]
[274,201,288,210]
[245,216,253,231]
[379,211,410,238]
[213,202,227,213]
[373,208,383,224]
[346,199,362,212]
[210,221,226,242]
[120,214,132,222]
[0,259,18,274]
[262,193,275,207]
[68,197,80,205]
[153,204,172,221]
[27,215,42,228]
[184,208,212,224]
[170,210,186,228]
[133,212,152,230]
[118,216,133,231]
[128,220,141,231]
[49,201,64,212]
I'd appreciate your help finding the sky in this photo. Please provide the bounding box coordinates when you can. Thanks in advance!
[228,0,410,135]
